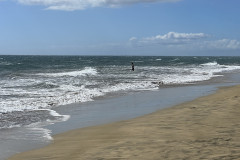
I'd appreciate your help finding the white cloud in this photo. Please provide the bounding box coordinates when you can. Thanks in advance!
[206,39,240,50]
[17,0,181,11]
[149,32,208,40]
[129,37,137,41]
[130,32,208,45]
[129,32,240,50]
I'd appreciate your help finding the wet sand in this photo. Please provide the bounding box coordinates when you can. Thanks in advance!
[8,85,240,160]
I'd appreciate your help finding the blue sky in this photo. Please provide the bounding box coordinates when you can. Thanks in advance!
[0,0,240,56]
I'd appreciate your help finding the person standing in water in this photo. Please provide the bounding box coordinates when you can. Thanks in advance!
[131,62,134,71]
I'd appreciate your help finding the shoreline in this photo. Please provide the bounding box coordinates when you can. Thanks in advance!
[47,84,220,135]
[8,84,240,160]
[0,83,226,160]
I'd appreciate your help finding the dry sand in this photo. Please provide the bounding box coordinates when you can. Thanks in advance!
[8,85,240,160]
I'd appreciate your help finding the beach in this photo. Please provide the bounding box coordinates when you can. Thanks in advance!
[2,0,240,158]
[8,84,240,160]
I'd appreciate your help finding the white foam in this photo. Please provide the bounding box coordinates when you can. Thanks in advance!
[0,124,21,129]
[27,127,53,141]
[44,109,70,122]
[24,109,70,141]
[1,62,240,116]
[170,58,180,61]
[201,61,218,66]
[37,67,97,77]
[144,63,240,85]
[133,61,144,63]
[0,83,105,113]
[100,81,157,93]
[0,62,13,66]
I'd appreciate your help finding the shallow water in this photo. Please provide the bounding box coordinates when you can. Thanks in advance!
[2,80,239,160]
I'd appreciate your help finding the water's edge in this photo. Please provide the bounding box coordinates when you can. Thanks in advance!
[2,72,240,160]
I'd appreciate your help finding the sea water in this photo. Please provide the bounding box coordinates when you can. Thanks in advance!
[1,56,240,129]
[1,55,240,159]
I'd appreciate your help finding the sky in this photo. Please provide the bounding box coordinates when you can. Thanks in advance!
[0,0,240,56]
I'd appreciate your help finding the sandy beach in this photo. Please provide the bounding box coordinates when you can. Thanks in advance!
[8,85,240,160]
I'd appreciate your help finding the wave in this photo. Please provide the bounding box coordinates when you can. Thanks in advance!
[37,67,97,77]
[0,62,13,66]
[30,82,59,89]
[2,57,240,131]
[200,61,219,66]
[170,58,180,62]
[2,63,240,113]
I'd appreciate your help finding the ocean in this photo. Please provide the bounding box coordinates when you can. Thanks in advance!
[1,55,240,130]
[1,55,240,159]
